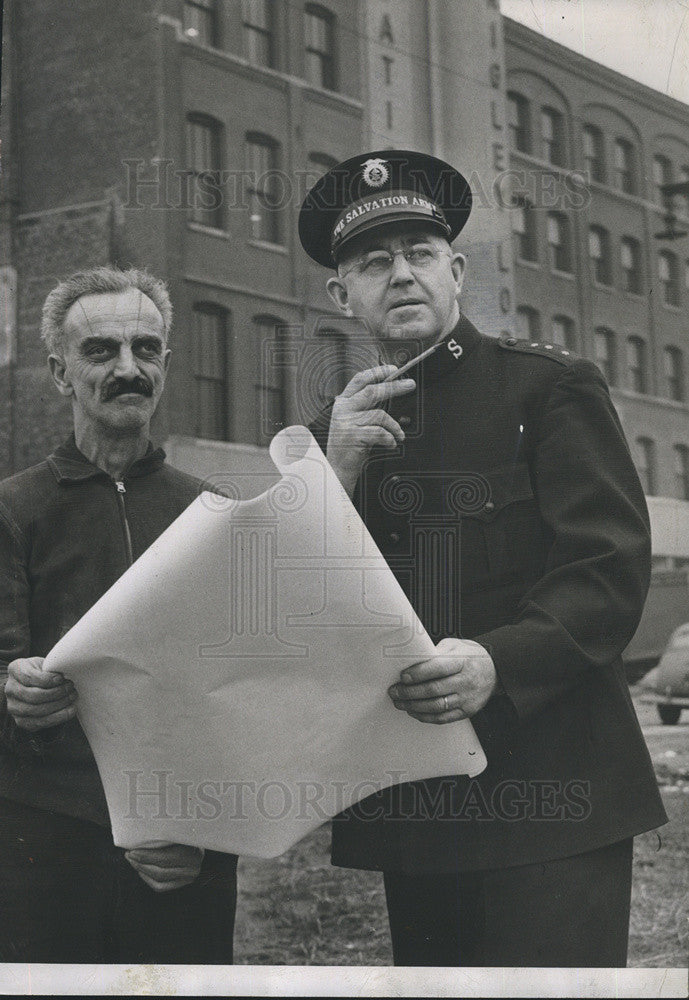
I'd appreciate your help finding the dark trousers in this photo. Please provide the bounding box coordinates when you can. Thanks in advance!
[383,838,633,967]
[0,798,237,964]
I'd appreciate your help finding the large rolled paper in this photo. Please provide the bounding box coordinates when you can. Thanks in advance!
[45,427,486,857]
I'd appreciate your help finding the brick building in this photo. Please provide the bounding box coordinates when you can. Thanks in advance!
[1,0,688,595]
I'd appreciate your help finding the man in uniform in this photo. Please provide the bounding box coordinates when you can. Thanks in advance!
[298,150,667,967]
[0,267,237,963]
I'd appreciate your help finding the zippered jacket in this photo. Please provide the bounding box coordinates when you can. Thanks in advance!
[0,437,200,826]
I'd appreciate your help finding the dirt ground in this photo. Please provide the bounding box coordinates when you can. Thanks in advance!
[233,696,689,967]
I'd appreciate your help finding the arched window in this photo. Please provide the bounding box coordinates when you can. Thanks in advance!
[306,152,338,190]
[547,212,572,273]
[192,304,229,440]
[588,226,612,285]
[243,0,275,68]
[653,154,672,207]
[304,4,336,90]
[541,106,566,166]
[184,0,218,47]
[551,315,576,351]
[515,306,541,340]
[507,91,531,154]
[512,200,537,263]
[620,236,642,294]
[245,133,282,244]
[635,437,656,495]
[186,114,224,229]
[613,138,636,194]
[664,346,684,401]
[253,314,287,445]
[627,336,648,394]
[674,445,689,501]
[658,251,680,307]
[594,327,616,386]
[582,125,605,183]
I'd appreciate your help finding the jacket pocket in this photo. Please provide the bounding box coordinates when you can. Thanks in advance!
[461,463,547,589]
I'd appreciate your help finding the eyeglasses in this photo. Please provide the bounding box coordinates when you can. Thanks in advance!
[340,245,452,280]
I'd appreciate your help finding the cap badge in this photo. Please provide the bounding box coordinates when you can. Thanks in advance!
[362,158,389,188]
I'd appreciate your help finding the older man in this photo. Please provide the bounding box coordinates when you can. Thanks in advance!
[0,267,237,963]
[298,150,667,967]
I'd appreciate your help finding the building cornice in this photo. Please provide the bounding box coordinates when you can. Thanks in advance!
[503,17,689,127]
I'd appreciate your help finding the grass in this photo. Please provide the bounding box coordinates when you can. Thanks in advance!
[234,702,689,967]
[234,788,688,967]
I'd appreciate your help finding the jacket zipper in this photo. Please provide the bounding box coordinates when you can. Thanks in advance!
[114,480,134,567]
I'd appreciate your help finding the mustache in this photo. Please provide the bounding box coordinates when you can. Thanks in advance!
[102,377,153,401]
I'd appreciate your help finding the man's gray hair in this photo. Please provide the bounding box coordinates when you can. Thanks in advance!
[41,266,173,356]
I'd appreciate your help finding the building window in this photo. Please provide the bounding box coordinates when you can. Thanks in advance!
[193,305,228,440]
[595,327,616,385]
[306,152,338,188]
[588,225,612,285]
[635,437,656,495]
[243,0,275,68]
[653,154,672,207]
[664,346,685,401]
[551,315,575,351]
[186,115,224,229]
[183,0,217,46]
[541,107,565,166]
[304,4,336,90]
[658,251,680,307]
[512,201,537,262]
[674,445,689,501]
[515,306,541,340]
[582,125,605,183]
[681,165,689,217]
[613,138,636,194]
[547,212,572,272]
[254,315,286,445]
[245,134,282,244]
[620,237,642,294]
[507,91,531,154]
[627,336,647,393]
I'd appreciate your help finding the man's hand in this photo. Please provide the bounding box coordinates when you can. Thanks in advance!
[388,638,499,724]
[327,365,416,496]
[125,842,205,892]
[5,656,78,731]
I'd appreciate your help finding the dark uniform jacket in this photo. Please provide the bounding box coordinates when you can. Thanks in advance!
[315,314,667,874]
[0,437,200,826]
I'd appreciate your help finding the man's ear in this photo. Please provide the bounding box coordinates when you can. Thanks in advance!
[163,347,172,375]
[450,252,466,298]
[326,275,353,316]
[48,354,74,397]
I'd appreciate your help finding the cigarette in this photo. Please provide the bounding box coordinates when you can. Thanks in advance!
[383,341,442,382]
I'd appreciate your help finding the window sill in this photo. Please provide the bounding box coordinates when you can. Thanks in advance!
[247,239,288,254]
[550,267,575,280]
[515,257,540,270]
[660,301,682,313]
[591,279,614,293]
[187,222,231,240]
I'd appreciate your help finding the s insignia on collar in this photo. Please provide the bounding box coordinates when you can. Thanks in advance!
[361,158,389,188]
[447,338,463,359]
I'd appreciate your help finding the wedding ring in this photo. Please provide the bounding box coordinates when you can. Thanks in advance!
[443,695,449,711]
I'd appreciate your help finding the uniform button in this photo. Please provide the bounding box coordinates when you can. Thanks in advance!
[505,337,517,346]
[484,501,495,512]
[399,416,411,427]
[390,532,400,543]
